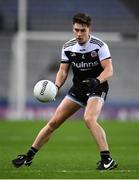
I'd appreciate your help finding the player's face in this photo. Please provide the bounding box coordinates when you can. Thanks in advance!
[73,23,90,44]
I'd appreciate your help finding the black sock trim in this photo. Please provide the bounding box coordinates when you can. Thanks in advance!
[31,147,38,153]
[27,147,38,157]
[100,150,110,155]
[100,151,111,162]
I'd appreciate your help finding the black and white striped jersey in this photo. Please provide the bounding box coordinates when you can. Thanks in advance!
[61,34,111,82]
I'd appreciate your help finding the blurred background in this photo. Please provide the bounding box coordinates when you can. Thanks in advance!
[0,0,139,120]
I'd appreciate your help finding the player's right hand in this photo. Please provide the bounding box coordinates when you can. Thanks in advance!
[82,78,100,88]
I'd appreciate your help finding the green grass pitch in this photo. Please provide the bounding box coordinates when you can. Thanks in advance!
[0,119,139,179]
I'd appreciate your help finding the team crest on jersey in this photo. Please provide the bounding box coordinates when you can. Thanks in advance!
[91,50,98,58]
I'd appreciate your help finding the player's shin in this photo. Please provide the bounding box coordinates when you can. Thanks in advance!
[31,123,55,150]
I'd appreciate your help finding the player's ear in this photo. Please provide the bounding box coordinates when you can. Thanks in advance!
[72,27,74,33]
[72,24,75,33]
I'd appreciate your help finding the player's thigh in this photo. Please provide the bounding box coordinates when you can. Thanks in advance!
[84,97,103,121]
[50,97,81,125]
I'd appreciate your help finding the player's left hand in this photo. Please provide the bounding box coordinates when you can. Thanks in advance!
[82,78,100,88]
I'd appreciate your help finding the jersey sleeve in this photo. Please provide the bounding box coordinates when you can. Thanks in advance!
[61,46,70,63]
[98,43,111,61]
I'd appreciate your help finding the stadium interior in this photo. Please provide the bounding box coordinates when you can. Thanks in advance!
[0,0,139,120]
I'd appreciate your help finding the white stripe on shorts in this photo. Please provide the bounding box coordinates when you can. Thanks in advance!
[66,94,104,107]
[88,96,104,104]
[66,95,85,107]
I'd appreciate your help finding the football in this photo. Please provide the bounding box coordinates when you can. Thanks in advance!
[33,80,58,102]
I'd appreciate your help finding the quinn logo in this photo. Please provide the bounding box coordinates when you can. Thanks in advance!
[72,61,99,68]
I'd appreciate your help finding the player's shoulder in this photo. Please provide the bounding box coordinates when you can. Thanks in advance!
[63,38,77,49]
[89,35,107,47]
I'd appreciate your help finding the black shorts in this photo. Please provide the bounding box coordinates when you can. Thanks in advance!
[67,82,109,107]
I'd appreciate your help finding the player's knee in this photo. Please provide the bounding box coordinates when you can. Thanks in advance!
[84,114,91,128]
[84,114,97,128]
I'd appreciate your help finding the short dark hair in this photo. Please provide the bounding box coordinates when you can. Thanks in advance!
[73,13,92,27]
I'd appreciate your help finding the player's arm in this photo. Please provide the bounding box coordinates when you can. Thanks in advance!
[97,58,113,83]
[82,58,113,88]
[55,63,70,89]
